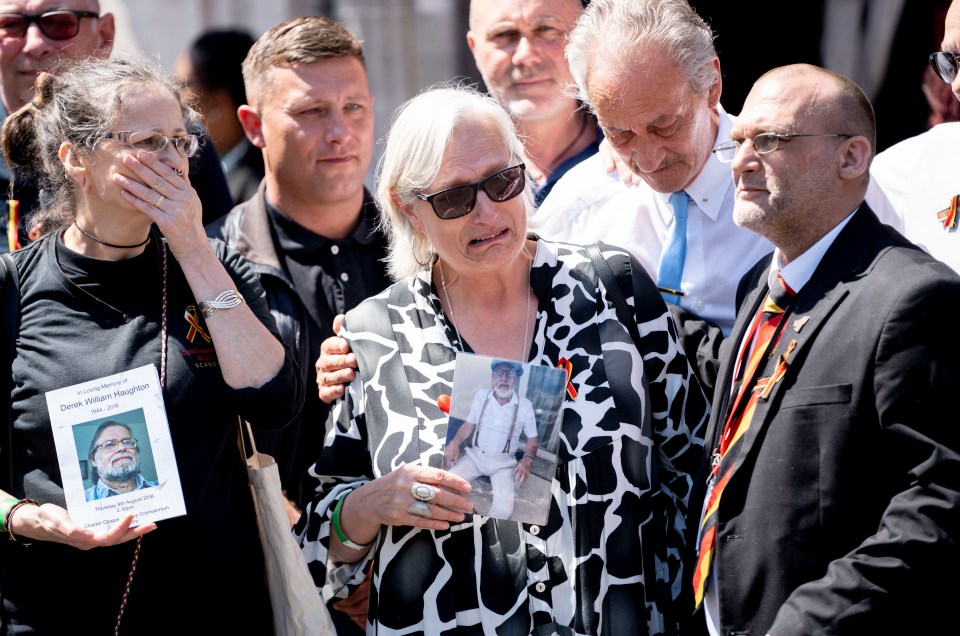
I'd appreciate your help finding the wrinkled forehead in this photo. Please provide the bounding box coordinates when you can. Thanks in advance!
[96,425,131,442]
[736,76,813,135]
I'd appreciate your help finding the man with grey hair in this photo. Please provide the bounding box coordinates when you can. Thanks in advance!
[532,0,772,357]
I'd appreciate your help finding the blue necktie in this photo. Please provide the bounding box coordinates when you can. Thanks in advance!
[657,191,689,304]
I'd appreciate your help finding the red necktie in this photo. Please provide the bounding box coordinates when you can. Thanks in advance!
[693,274,796,608]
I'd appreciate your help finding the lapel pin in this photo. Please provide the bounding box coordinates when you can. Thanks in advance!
[557,358,578,399]
[937,194,959,231]
[793,316,810,332]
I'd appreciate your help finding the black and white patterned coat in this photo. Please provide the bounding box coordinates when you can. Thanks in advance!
[296,239,709,635]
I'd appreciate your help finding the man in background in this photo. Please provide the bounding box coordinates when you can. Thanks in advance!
[175,29,264,206]
[866,0,960,274]
[468,0,600,203]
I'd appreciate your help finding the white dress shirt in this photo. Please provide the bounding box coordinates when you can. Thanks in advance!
[531,105,773,334]
[866,122,960,275]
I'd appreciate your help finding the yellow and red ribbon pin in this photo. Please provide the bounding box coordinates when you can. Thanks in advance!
[937,194,959,231]
[558,358,578,399]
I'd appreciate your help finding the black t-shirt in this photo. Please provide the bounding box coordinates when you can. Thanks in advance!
[3,229,302,633]
[265,196,391,500]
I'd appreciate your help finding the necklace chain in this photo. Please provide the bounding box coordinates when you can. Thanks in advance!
[73,222,151,249]
[438,257,532,362]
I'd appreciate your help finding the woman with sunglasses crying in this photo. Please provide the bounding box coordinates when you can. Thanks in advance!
[295,85,709,636]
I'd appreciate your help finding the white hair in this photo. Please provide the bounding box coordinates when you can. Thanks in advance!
[566,0,718,109]
[375,84,533,281]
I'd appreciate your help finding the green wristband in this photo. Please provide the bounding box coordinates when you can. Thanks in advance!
[332,490,373,551]
[0,497,19,533]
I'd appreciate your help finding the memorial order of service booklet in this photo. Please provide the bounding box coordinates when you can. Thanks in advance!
[45,364,186,530]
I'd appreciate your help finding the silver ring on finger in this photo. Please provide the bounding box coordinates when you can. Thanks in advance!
[406,501,432,518]
[154,194,165,208]
[175,168,184,177]
[410,483,437,503]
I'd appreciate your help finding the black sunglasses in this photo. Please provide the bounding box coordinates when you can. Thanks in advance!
[0,10,100,41]
[415,163,526,220]
[929,50,959,84]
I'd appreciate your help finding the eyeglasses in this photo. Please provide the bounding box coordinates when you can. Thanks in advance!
[101,130,200,158]
[92,438,138,454]
[0,10,100,40]
[493,368,518,379]
[929,51,960,83]
[414,163,526,220]
[712,132,852,163]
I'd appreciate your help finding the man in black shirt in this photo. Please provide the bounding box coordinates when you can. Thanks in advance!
[209,17,390,514]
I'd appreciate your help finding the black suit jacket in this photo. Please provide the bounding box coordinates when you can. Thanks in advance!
[693,204,960,635]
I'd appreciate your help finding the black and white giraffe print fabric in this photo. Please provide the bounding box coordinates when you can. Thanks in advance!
[295,239,709,635]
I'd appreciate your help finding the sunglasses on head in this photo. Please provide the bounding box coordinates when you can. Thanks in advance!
[414,163,526,220]
[929,50,959,84]
[0,10,100,41]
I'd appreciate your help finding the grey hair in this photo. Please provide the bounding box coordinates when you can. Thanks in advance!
[375,83,532,281]
[566,0,718,108]
[1,55,200,234]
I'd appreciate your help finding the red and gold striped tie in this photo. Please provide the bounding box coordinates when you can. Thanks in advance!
[693,274,796,608]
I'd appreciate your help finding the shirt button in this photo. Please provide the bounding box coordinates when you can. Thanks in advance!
[340,272,350,282]
[696,300,705,312]
[535,582,546,593]
[529,525,540,535]
[331,245,340,255]
[688,237,696,247]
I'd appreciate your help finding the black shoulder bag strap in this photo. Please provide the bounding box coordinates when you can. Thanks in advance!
[1,252,20,493]
[586,243,673,635]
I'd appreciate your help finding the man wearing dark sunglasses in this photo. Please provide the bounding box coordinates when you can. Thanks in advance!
[0,0,113,114]
[0,0,234,254]
[866,0,960,275]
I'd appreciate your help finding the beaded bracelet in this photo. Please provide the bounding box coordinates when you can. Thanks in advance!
[0,497,18,532]
[4,498,38,545]
[198,290,245,318]
[332,490,373,551]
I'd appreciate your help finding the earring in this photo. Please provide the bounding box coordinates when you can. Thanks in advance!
[413,232,435,268]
